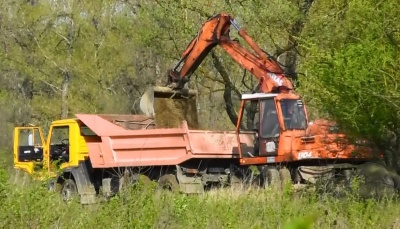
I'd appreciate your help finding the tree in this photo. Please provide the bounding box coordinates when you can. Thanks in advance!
[298,0,400,168]
[0,0,147,148]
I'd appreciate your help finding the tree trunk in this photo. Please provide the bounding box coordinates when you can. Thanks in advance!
[211,51,262,130]
[60,71,70,119]
[211,51,245,129]
[60,8,74,119]
[393,131,400,173]
[276,0,314,82]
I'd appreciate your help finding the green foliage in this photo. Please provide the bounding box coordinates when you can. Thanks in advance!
[1,169,400,228]
[0,1,143,124]
[298,0,400,148]
[283,214,316,229]
[0,0,322,146]
[0,0,400,228]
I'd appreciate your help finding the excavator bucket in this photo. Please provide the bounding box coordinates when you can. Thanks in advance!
[139,85,199,129]
[152,86,198,99]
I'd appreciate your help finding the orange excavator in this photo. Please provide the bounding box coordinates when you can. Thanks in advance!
[141,13,374,185]
[156,13,295,97]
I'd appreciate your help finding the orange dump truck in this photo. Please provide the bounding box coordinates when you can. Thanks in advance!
[13,93,373,204]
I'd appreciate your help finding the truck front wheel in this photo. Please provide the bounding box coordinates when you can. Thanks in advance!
[61,179,78,202]
[158,174,179,193]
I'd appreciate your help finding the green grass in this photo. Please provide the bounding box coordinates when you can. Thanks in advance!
[1,167,400,229]
[1,150,400,229]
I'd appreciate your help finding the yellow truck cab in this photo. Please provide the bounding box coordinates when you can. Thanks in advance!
[13,118,98,204]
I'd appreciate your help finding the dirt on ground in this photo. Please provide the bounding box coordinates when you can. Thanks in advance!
[153,97,199,129]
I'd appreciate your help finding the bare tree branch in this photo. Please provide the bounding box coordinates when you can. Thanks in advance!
[27,28,64,72]
[53,30,71,45]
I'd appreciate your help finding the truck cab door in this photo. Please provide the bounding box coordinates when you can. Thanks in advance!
[13,127,45,174]
[48,125,70,170]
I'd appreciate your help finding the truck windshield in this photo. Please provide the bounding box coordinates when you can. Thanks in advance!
[280,99,307,130]
[260,99,280,138]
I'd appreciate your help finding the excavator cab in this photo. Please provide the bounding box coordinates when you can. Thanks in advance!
[236,93,308,164]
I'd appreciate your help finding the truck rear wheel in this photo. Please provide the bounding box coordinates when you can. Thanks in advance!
[120,174,152,191]
[61,179,78,202]
[137,174,152,186]
[158,174,179,193]
[267,168,280,188]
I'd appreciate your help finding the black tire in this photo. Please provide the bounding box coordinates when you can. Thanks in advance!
[267,168,280,188]
[61,179,78,202]
[279,168,292,188]
[259,166,269,188]
[138,174,152,185]
[229,174,242,190]
[120,174,152,191]
[158,174,180,193]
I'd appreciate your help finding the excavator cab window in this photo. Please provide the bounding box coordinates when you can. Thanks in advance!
[260,99,280,138]
[236,99,260,131]
[249,100,259,131]
[280,99,307,130]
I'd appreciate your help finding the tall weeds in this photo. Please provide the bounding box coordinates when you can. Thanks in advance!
[1,165,400,229]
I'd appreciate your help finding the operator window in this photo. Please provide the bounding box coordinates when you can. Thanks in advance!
[249,100,260,131]
[238,100,260,131]
[260,99,280,138]
[280,99,307,130]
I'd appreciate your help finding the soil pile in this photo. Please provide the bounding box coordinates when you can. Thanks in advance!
[153,97,199,129]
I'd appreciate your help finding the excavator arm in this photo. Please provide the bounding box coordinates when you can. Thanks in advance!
[140,13,295,117]
[166,13,294,94]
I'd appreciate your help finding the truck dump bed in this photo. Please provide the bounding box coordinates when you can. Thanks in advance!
[76,114,255,168]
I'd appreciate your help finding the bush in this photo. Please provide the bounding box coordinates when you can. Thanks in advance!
[1,169,400,229]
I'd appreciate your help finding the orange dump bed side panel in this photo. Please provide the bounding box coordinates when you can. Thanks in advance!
[188,130,254,156]
[76,114,255,168]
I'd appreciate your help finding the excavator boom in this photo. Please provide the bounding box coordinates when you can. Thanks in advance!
[140,13,295,117]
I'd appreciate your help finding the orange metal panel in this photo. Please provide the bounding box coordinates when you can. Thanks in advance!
[188,131,255,156]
